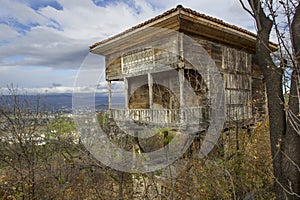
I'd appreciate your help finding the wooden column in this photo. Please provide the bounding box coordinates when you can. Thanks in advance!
[179,68,185,123]
[107,80,112,110]
[148,73,153,109]
[179,32,184,60]
[124,77,129,109]
[107,80,112,118]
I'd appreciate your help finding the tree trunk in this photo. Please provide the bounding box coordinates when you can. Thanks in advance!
[283,69,300,199]
[284,4,300,199]
[292,4,300,64]
[118,172,124,200]
[245,0,300,198]
[259,58,286,200]
[255,11,286,200]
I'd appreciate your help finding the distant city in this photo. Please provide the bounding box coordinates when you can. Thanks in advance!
[3,93,125,113]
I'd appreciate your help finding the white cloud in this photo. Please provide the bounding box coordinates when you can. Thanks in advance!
[0,0,49,26]
[0,66,75,87]
[0,0,158,71]
[0,24,20,41]
[145,0,255,30]
[38,0,157,39]
[0,85,105,95]
[0,81,125,95]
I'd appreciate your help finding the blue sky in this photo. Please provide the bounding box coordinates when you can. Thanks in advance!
[0,0,254,94]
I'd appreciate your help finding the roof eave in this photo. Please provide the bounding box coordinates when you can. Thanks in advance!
[90,9,181,55]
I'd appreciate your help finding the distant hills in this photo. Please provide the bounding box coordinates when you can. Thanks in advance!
[1,93,125,113]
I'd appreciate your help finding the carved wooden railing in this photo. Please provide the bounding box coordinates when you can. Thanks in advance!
[110,107,207,125]
[121,48,178,75]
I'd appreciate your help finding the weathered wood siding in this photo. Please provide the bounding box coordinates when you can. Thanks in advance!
[184,33,262,120]
[223,46,252,120]
[105,55,122,80]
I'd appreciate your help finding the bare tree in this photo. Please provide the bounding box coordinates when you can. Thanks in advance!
[0,86,47,199]
[239,0,300,199]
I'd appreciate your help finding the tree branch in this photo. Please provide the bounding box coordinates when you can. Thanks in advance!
[239,0,255,17]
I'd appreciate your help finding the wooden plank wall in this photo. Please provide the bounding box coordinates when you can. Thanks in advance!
[106,55,122,80]
[186,33,262,121]
[222,47,252,121]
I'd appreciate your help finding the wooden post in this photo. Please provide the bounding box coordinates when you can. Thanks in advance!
[108,80,112,110]
[148,73,153,109]
[124,77,129,109]
[179,68,185,124]
[148,73,153,122]
[179,32,184,61]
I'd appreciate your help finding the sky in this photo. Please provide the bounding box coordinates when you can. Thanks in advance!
[0,0,255,94]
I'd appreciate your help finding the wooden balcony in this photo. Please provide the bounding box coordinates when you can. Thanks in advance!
[110,107,208,127]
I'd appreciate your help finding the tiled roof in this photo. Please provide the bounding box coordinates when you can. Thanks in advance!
[89,5,256,49]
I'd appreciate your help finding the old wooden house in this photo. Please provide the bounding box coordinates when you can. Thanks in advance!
[89,5,275,128]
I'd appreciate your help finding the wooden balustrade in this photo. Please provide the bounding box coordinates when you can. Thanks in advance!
[110,107,206,126]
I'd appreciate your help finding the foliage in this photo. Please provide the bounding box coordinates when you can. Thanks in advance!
[0,90,278,199]
[47,114,78,142]
[144,120,275,200]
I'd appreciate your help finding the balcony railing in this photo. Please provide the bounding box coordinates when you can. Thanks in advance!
[110,107,207,126]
